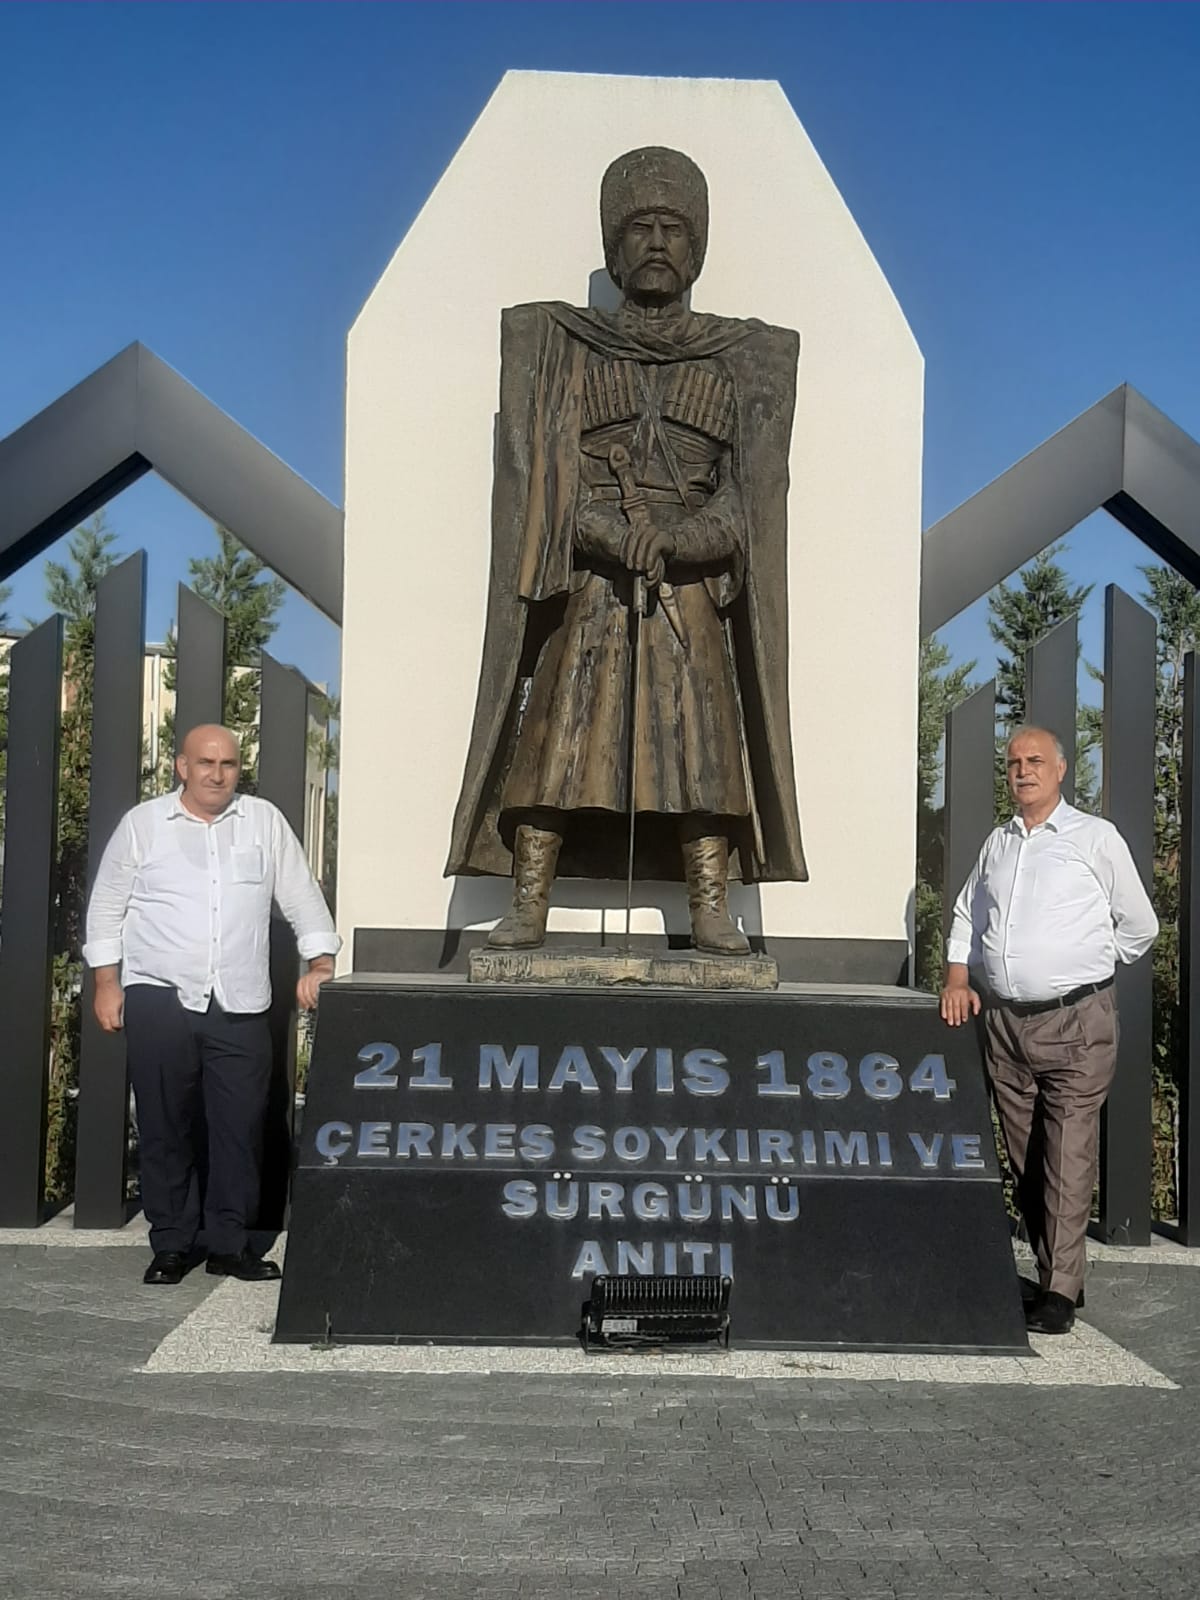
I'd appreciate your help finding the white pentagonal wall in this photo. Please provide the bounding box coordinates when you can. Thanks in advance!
[338,70,923,973]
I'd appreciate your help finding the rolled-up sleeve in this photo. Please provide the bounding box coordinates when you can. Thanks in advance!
[83,814,138,968]
[270,809,342,961]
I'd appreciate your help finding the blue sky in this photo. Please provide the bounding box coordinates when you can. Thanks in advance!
[1,1,1198,699]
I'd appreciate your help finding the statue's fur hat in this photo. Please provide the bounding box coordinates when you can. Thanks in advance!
[600,146,709,284]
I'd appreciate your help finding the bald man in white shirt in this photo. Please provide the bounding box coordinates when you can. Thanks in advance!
[941,726,1158,1334]
[84,725,342,1286]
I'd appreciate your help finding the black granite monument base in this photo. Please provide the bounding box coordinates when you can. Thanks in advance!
[275,975,1028,1354]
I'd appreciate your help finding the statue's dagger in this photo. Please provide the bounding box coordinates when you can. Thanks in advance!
[608,444,651,946]
[608,444,694,945]
[607,445,689,653]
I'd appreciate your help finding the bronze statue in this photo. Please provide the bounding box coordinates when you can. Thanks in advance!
[446,146,806,953]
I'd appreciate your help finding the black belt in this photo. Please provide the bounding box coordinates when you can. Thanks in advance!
[995,975,1114,1018]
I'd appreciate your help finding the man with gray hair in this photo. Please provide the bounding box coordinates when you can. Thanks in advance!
[941,725,1158,1333]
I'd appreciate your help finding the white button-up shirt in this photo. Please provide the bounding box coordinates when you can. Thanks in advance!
[946,800,1158,1002]
[83,791,341,1014]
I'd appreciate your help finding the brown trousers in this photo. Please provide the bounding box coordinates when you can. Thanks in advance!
[984,987,1119,1300]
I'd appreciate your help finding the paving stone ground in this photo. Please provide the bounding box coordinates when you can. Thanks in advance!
[2,1244,1199,1600]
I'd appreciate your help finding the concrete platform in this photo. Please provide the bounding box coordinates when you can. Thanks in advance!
[5,1235,1200,1597]
[149,1249,1172,1388]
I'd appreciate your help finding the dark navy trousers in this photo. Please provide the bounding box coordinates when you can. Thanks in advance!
[124,985,273,1256]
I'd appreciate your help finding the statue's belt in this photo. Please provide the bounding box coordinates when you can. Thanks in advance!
[588,484,707,505]
[574,557,715,589]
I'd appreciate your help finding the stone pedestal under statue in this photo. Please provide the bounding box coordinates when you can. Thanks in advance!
[466,945,780,990]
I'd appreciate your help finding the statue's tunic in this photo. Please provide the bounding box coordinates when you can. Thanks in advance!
[502,352,750,828]
[445,301,808,886]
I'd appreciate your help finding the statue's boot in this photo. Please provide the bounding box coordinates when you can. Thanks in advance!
[682,833,750,955]
[488,824,563,948]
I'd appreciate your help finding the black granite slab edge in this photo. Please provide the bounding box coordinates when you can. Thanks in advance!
[354,928,910,987]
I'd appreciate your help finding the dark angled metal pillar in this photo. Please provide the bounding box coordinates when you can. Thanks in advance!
[1025,616,1077,803]
[1098,584,1156,1246]
[174,585,226,757]
[75,553,147,1227]
[257,653,310,1230]
[943,680,997,933]
[0,617,63,1225]
[1179,652,1200,1244]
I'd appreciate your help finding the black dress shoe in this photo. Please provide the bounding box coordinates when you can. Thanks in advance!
[1021,1279,1085,1309]
[206,1248,281,1281]
[1025,1290,1076,1335]
[143,1251,187,1285]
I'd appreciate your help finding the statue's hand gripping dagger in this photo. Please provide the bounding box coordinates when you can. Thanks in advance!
[607,445,688,652]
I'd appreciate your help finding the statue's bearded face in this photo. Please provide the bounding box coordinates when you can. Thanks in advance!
[615,210,693,304]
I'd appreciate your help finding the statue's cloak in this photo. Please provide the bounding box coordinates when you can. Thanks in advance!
[445,301,807,884]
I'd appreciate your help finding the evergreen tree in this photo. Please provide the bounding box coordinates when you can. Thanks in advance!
[986,543,1098,815]
[44,516,120,954]
[913,636,977,993]
[307,692,339,912]
[1138,563,1200,1216]
[155,527,286,789]
[307,691,339,772]
[188,527,286,780]
[321,788,338,915]
[42,514,121,1201]
[988,545,1093,727]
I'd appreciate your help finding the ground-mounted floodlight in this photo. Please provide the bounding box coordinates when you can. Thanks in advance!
[582,1275,733,1351]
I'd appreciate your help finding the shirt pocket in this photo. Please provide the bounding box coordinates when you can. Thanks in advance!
[230,845,266,884]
